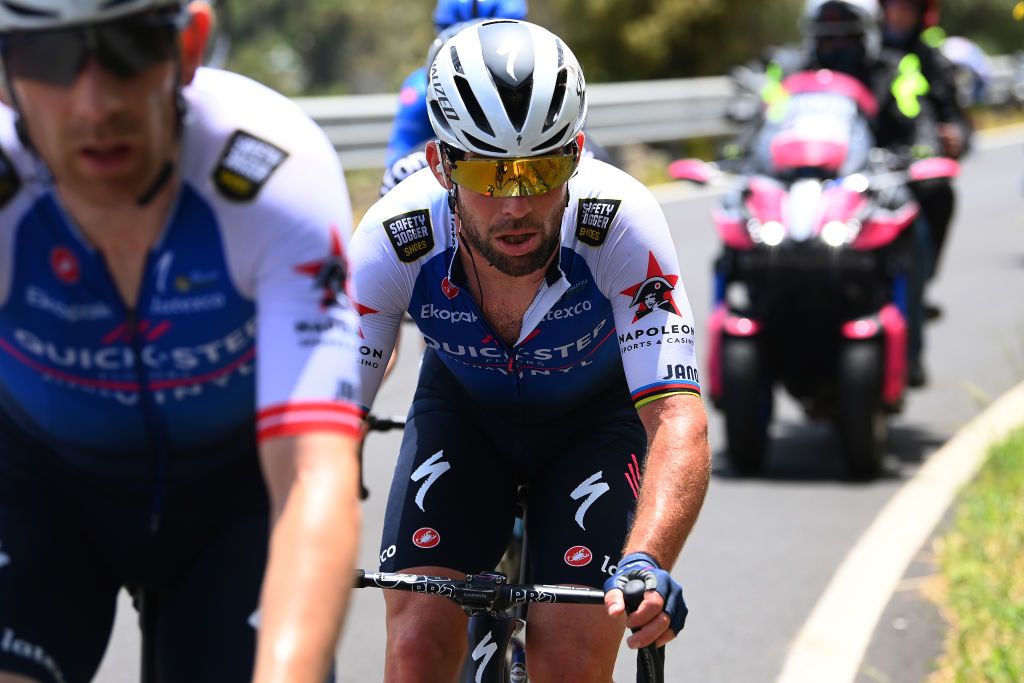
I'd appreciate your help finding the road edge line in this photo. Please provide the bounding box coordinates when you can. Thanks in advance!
[774,379,1024,683]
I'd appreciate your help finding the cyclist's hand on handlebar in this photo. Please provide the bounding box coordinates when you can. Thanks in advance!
[603,552,688,649]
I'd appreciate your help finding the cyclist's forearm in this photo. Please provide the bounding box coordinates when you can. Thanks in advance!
[627,396,711,567]
[254,434,361,683]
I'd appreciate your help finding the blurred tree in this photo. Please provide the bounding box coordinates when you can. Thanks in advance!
[211,0,1017,95]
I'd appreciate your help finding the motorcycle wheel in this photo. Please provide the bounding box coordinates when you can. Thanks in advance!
[835,342,887,480]
[721,337,772,475]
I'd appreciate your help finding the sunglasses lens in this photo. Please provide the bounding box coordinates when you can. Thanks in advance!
[3,13,180,86]
[5,31,85,86]
[449,154,578,197]
[96,16,179,78]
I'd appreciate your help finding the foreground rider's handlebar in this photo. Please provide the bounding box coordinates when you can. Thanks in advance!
[623,579,667,683]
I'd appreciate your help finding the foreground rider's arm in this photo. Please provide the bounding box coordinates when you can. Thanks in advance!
[595,175,712,648]
[255,433,361,683]
[242,116,365,681]
[610,395,711,648]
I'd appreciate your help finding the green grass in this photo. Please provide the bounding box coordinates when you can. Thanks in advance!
[930,428,1024,683]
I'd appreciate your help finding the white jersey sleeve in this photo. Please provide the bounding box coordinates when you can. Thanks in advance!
[581,164,702,408]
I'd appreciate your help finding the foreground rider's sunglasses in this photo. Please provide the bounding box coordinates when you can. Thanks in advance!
[1,11,186,87]
[449,153,579,197]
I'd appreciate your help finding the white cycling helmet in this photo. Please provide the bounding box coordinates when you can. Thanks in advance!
[0,0,183,31]
[802,0,882,61]
[427,19,587,158]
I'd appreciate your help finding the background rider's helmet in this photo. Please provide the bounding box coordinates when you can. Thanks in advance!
[802,0,882,75]
[433,0,527,32]
[426,19,587,158]
[0,0,184,31]
[426,19,481,72]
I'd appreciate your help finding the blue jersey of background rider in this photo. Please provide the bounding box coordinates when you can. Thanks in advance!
[383,0,528,166]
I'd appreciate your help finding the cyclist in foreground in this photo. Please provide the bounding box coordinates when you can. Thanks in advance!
[0,2,363,682]
[350,20,711,680]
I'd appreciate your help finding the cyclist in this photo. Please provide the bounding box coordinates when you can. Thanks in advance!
[351,20,710,680]
[0,2,363,682]
[880,0,970,294]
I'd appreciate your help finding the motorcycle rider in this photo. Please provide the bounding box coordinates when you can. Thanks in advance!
[739,0,938,386]
[880,0,970,300]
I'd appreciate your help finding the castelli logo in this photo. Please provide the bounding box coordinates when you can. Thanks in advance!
[50,246,80,285]
[564,545,593,568]
[441,277,460,300]
[412,527,441,549]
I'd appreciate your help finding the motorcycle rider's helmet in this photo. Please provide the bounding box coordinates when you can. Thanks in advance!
[427,19,587,158]
[802,0,882,76]
[0,0,185,31]
[433,0,527,32]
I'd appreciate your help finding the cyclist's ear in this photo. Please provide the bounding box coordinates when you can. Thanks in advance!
[180,1,213,86]
[427,140,453,190]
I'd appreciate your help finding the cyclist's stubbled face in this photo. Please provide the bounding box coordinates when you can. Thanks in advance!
[456,182,567,277]
[11,56,179,206]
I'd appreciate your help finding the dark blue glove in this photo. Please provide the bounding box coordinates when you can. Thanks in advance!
[603,551,688,635]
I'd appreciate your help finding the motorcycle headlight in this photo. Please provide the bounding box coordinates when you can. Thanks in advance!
[821,219,862,247]
[760,221,785,247]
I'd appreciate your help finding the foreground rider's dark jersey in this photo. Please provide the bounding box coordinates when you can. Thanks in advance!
[0,68,363,485]
[350,159,702,416]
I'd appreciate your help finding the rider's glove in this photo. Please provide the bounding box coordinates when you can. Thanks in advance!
[603,551,688,635]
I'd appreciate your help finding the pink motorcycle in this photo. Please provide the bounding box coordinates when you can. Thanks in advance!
[671,69,959,478]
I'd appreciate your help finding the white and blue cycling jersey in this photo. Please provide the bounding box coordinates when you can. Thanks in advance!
[0,67,363,484]
[350,158,702,415]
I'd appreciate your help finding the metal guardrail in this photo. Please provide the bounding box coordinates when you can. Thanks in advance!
[297,55,1017,171]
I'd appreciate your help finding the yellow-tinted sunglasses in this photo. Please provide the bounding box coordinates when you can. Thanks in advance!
[448,153,579,197]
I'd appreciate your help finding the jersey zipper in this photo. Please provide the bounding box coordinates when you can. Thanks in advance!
[124,306,171,534]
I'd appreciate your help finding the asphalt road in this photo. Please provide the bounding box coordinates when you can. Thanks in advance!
[93,131,1024,682]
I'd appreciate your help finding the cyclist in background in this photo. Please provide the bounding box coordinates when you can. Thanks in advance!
[384,0,528,168]
[351,20,710,680]
[0,2,363,682]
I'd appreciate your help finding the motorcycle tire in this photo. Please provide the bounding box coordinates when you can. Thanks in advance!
[721,337,772,475]
[835,342,887,480]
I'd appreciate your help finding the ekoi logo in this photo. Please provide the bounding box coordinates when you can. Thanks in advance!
[564,545,593,568]
[412,527,441,549]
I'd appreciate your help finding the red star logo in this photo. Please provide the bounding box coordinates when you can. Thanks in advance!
[620,252,681,323]
[351,300,379,340]
[294,226,348,309]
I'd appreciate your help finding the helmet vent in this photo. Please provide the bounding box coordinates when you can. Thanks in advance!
[454,74,495,137]
[429,100,456,136]
[542,68,568,132]
[532,123,570,153]
[464,132,506,155]
[495,77,533,132]
[1,1,56,17]
[556,40,565,69]
[450,46,465,75]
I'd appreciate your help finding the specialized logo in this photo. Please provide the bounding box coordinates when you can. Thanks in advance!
[570,471,609,530]
[471,632,498,681]
[294,226,349,309]
[213,130,288,201]
[50,246,80,285]
[564,545,593,568]
[411,450,451,512]
[625,453,642,500]
[412,527,441,549]
[620,251,681,322]
[0,147,21,209]
[576,198,621,247]
[384,209,434,263]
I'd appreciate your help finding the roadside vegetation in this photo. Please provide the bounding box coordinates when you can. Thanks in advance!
[928,428,1024,683]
